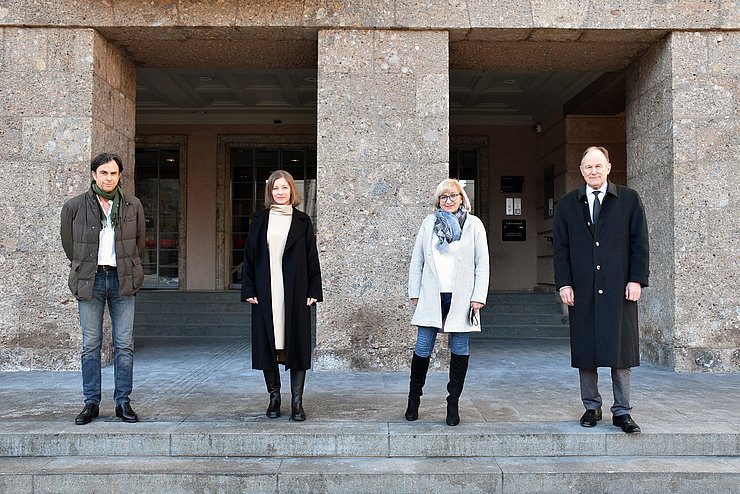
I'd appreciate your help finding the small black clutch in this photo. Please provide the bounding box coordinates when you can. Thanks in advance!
[468,306,479,326]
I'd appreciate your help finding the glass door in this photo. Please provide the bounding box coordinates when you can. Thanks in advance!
[230,147,317,288]
[450,147,478,210]
[135,148,181,289]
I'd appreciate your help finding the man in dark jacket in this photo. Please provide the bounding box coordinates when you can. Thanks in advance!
[553,146,649,434]
[60,152,146,425]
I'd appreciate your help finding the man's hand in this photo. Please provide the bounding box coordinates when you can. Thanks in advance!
[625,282,642,302]
[559,287,574,306]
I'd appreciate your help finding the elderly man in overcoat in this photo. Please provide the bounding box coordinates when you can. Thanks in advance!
[553,146,649,433]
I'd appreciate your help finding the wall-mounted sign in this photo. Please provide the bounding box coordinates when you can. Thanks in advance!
[500,176,524,193]
[502,219,526,241]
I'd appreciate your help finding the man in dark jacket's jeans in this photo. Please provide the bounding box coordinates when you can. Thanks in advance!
[60,152,146,425]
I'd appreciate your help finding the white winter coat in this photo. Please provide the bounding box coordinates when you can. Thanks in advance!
[408,213,490,332]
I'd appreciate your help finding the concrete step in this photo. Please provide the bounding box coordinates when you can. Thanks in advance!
[2,455,738,494]
[136,312,248,325]
[480,292,568,338]
[481,313,569,326]
[483,302,563,313]
[474,325,569,338]
[134,290,249,337]
[134,324,247,337]
[3,422,738,458]
[135,301,248,313]
[136,290,241,303]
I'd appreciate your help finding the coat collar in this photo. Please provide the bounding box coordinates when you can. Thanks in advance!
[577,181,618,202]
[255,207,309,251]
[284,211,309,251]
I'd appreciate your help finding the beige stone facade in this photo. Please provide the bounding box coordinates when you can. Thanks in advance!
[0,2,737,372]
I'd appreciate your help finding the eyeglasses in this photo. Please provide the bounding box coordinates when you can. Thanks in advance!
[439,193,460,203]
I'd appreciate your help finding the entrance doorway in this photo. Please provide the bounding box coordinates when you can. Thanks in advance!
[135,147,182,289]
[228,146,318,288]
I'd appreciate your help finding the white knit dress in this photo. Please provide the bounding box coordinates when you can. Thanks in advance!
[267,204,293,350]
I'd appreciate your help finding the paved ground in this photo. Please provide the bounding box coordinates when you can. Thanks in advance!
[1,336,739,433]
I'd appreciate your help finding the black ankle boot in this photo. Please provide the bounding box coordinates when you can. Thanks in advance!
[405,353,431,421]
[290,368,306,421]
[263,366,281,418]
[445,353,469,426]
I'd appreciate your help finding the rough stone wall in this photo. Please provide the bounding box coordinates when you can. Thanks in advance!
[0,28,135,370]
[628,32,740,372]
[0,1,737,30]
[315,29,449,370]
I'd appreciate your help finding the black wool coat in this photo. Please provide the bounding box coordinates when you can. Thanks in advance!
[241,208,323,370]
[553,181,649,369]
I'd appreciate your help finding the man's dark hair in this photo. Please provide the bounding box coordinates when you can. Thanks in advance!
[91,152,123,173]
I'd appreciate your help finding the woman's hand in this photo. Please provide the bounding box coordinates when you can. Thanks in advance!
[470,301,484,311]
[410,298,419,306]
[246,297,258,304]
[307,298,317,306]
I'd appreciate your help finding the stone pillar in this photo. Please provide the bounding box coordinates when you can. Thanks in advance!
[627,32,739,372]
[315,30,449,370]
[0,28,135,370]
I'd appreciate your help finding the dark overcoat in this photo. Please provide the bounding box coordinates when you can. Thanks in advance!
[553,181,649,369]
[241,208,323,370]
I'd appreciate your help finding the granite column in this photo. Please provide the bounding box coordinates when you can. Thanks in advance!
[315,29,449,370]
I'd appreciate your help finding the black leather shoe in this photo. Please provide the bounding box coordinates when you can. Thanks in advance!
[75,403,99,425]
[612,414,640,433]
[580,408,602,427]
[115,403,139,423]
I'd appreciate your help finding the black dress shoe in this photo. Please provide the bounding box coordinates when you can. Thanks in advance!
[579,408,602,427]
[612,414,640,433]
[115,402,139,423]
[75,403,99,425]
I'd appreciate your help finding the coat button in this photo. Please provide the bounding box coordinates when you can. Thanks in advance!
[596,265,601,270]
[595,241,600,246]
[598,289,603,294]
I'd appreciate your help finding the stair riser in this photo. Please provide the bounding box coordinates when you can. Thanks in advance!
[134,326,247,337]
[135,313,248,324]
[473,327,569,338]
[2,432,738,458]
[4,458,739,494]
[135,303,248,313]
[483,315,568,325]
[483,304,563,314]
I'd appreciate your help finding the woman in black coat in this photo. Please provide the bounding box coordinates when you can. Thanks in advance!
[241,170,323,421]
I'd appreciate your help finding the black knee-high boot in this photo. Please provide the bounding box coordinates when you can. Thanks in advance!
[405,352,431,421]
[262,364,281,418]
[290,368,306,421]
[446,353,469,426]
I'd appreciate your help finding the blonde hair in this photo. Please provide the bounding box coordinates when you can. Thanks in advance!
[264,170,302,208]
[434,178,472,212]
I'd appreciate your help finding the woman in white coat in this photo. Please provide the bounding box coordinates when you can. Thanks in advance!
[405,178,490,426]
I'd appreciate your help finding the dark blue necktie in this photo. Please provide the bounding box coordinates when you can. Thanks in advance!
[592,191,601,224]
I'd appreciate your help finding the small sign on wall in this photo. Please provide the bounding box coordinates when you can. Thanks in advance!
[502,220,526,241]
[500,176,524,193]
